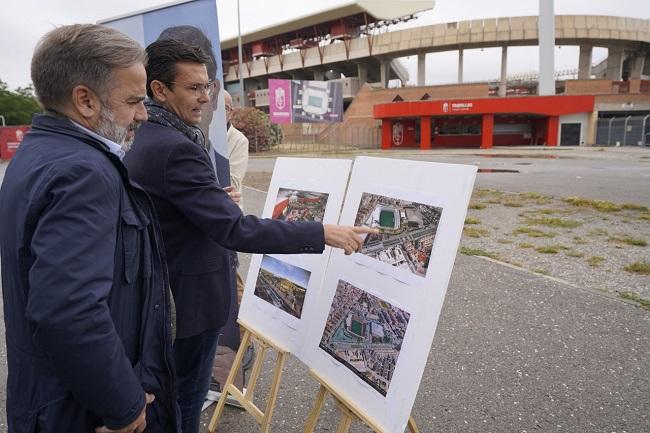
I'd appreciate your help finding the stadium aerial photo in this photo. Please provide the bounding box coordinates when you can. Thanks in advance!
[272,188,329,222]
[355,193,442,277]
[319,279,411,396]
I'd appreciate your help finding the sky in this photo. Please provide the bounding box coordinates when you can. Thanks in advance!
[0,0,648,90]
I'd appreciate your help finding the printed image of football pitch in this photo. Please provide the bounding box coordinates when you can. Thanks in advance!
[319,279,411,396]
[355,192,443,277]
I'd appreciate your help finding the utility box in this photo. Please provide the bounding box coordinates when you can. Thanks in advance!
[0,126,29,160]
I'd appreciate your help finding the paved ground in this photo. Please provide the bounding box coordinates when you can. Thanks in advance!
[1,146,649,433]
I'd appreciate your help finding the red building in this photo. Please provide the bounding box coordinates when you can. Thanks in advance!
[374,95,595,149]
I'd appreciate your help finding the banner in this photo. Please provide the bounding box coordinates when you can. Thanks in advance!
[100,0,228,167]
[269,79,344,124]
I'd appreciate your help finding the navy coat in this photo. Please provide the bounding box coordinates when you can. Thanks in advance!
[0,115,179,433]
[124,121,325,339]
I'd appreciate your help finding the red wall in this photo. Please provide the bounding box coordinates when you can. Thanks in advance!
[374,95,595,119]
[389,119,418,147]
[0,126,29,160]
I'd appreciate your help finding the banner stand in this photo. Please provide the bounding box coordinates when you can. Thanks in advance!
[302,369,420,433]
[208,319,288,433]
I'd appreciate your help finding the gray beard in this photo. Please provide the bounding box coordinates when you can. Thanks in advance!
[95,107,132,152]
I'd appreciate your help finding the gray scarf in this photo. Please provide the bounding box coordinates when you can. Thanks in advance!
[144,99,206,149]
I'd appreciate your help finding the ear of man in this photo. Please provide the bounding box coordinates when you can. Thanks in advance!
[66,85,103,129]
[150,80,168,103]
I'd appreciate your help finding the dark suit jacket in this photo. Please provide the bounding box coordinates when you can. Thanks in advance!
[0,115,178,432]
[125,121,325,338]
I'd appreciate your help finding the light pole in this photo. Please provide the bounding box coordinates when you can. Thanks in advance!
[237,0,245,106]
[538,0,555,95]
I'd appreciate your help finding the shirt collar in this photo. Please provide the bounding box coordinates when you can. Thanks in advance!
[71,120,126,160]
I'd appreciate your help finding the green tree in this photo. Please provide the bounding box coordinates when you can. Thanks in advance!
[0,79,42,125]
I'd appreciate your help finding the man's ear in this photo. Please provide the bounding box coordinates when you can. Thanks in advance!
[150,80,167,102]
[70,85,101,119]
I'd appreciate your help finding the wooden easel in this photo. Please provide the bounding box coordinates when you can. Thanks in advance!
[208,319,288,433]
[303,370,420,433]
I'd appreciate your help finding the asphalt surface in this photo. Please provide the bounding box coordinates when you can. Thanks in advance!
[1,146,649,433]
[248,147,650,205]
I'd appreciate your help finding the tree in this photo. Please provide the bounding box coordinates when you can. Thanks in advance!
[230,107,281,153]
[0,80,42,125]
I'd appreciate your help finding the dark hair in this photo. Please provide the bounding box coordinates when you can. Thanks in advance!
[145,39,212,97]
[31,24,146,111]
[158,26,217,80]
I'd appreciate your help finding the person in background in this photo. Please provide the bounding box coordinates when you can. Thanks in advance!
[212,89,250,393]
[0,24,179,433]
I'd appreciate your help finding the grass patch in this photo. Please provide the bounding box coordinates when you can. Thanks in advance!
[573,236,588,245]
[502,201,524,208]
[618,292,650,311]
[621,203,649,212]
[469,203,487,210]
[464,217,481,225]
[638,213,650,221]
[587,256,606,267]
[566,250,585,258]
[474,189,503,199]
[463,227,489,238]
[524,217,581,228]
[518,242,535,249]
[535,208,562,215]
[535,246,559,254]
[532,268,551,276]
[498,239,513,244]
[513,227,556,238]
[608,235,647,247]
[623,262,650,275]
[460,247,500,260]
[564,196,621,212]
[588,228,609,237]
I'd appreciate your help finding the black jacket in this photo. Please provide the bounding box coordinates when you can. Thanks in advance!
[125,120,325,339]
[0,114,179,433]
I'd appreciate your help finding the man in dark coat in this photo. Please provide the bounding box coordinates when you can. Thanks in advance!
[124,39,372,433]
[0,25,179,433]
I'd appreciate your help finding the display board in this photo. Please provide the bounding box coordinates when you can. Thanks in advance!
[303,157,476,433]
[239,158,351,360]
[101,0,229,166]
[239,156,476,432]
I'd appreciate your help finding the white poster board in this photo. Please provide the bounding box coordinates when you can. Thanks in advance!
[303,156,477,433]
[239,157,351,360]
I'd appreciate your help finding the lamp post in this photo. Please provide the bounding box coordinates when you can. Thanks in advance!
[237,0,245,106]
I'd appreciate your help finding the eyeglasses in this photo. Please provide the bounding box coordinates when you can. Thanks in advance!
[169,81,216,97]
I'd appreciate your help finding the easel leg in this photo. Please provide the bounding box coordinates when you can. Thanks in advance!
[407,416,420,433]
[244,342,268,402]
[260,350,287,433]
[302,385,327,433]
[335,403,354,433]
[208,329,252,433]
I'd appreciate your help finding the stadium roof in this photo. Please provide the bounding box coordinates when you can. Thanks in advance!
[220,0,435,50]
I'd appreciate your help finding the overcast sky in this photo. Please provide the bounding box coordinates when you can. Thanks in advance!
[1,0,648,90]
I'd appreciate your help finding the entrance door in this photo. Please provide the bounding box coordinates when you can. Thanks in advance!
[560,123,581,146]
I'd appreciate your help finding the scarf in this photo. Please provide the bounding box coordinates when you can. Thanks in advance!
[144,99,206,150]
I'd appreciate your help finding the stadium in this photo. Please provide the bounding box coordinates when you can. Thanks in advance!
[220,1,650,150]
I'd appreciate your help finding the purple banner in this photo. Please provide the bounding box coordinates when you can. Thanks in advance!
[269,79,293,124]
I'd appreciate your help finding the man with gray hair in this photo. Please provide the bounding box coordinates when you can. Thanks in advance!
[0,24,179,433]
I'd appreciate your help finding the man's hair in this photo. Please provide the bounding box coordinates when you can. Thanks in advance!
[145,39,212,98]
[31,24,146,112]
[158,26,218,80]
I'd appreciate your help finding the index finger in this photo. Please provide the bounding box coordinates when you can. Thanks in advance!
[352,226,379,235]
